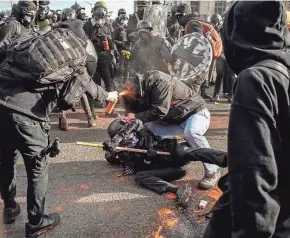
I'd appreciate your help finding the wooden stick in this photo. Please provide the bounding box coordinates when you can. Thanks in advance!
[76,142,171,156]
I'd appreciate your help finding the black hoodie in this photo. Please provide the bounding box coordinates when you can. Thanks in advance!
[206,1,290,238]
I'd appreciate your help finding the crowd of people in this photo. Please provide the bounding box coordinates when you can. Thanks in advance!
[1,0,290,237]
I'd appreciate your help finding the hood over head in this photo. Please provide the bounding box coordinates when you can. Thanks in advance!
[223,1,290,74]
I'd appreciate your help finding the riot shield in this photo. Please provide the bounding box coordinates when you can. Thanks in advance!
[170,32,212,90]
[86,39,98,76]
[143,4,167,37]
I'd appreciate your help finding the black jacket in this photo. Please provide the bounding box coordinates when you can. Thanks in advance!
[130,70,205,124]
[0,29,108,122]
[209,1,290,237]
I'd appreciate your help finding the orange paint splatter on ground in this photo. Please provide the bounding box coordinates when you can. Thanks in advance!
[158,208,174,217]
[102,206,121,216]
[55,206,65,212]
[0,229,12,235]
[164,193,176,200]
[154,226,164,238]
[164,218,179,229]
[199,187,222,201]
[79,184,89,191]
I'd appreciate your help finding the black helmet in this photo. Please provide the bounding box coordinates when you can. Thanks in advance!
[136,20,153,32]
[175,3,191,15]
[62,8,76,21]
[171,5,177,13]
[93,7,106,19]
[136,1,151,7]
[107,119,127,138]
[71,3,82,10]
[211,13,222,25]
[118,8,126,16]
[152,0,163,5]
[16,1,37,15]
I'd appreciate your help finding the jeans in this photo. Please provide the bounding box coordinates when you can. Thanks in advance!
[146,108,220,175]
[0,107,49,224]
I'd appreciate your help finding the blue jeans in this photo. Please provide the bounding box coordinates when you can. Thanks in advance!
[146,108,220,175]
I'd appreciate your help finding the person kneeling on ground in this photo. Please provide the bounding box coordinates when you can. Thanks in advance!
[122,71,221,190]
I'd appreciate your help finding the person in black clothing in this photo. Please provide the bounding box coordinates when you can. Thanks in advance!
[0,1,118,237]
[113,8,130,81]
[57,8,99,131]
[122,71,221,192]
[203,1,290,237]
[0,1,35,42]
[130,20,173,75]
[127,0,150,37]
[83,1,118,95]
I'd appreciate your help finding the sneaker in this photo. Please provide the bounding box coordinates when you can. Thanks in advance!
[3,203,21,224]
[201,93,212,100]
[58,117,69,131]
[25,213,60,238]
[211,94,219,102]
[227,97,233,103]
[87,119,97,128]
[223,93,228,98]
[176,184,193,209]
[198,170,221,190]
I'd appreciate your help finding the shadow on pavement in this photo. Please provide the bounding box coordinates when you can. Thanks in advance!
[0,159,219,238]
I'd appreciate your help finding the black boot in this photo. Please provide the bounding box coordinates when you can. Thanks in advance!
[81,94,97,128]
[211,93,219,102]
[58,111,69,131]
[25,213,60,238]
[3,202,21,224]
[201,87,212,100]
[176,184,193,209]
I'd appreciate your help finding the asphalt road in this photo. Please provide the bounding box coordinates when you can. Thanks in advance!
[0,96,230,238]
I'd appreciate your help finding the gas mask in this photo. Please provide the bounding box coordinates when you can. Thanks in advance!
[20,12,36,28]
[137,6,146,18]
[119,16,128,26]
[138,30,151,42]
[176,13,187,27]
[93,8,106,27]
[38,5,49,20]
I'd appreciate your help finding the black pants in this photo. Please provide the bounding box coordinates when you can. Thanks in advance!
[213,56,227,96]
[0,107,50,224]
[226,64,236,98]
[93,54,115,92]
[134,168,186,194]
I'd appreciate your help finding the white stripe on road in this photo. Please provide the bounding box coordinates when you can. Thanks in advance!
[75,192,148,203]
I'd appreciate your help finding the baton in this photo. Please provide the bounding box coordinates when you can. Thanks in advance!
[76,142,171,156]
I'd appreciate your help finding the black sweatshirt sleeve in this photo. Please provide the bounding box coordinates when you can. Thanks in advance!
[228,68,279,238]
[135,76,172,123]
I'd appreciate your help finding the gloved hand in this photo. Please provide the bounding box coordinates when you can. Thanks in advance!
[124,113,135,122]
[106,91,118,101]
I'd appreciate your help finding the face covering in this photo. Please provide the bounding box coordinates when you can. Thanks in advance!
[94,18,105,27]
[138,31,151,42]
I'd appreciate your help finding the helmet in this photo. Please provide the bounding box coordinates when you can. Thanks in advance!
[107,119,127,138]
[94,1,107,10]
[171,5,177,13]
[71,3,81,10]
[136,1,151,7]
[211,13,222,25]
[152,0,163,5]
[16,1,37,15]
[61,8,76,21]
[175,3,191,15]
[93,7,106,19]
[136,20,153,32]
[170,32,213,87]
[118,8,126,16]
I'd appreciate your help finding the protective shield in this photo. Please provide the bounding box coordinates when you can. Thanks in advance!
[85,39,98,76]
[143,4,167,37]
[170,32,212,89]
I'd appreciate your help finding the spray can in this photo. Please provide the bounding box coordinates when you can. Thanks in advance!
[103,36,110,51]
[105,99,118,114]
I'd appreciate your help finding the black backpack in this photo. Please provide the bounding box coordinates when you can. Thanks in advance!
[5,28,87,88]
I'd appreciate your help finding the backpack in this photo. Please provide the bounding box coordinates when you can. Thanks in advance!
[185,20,222,59]
[6,28,87,88]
